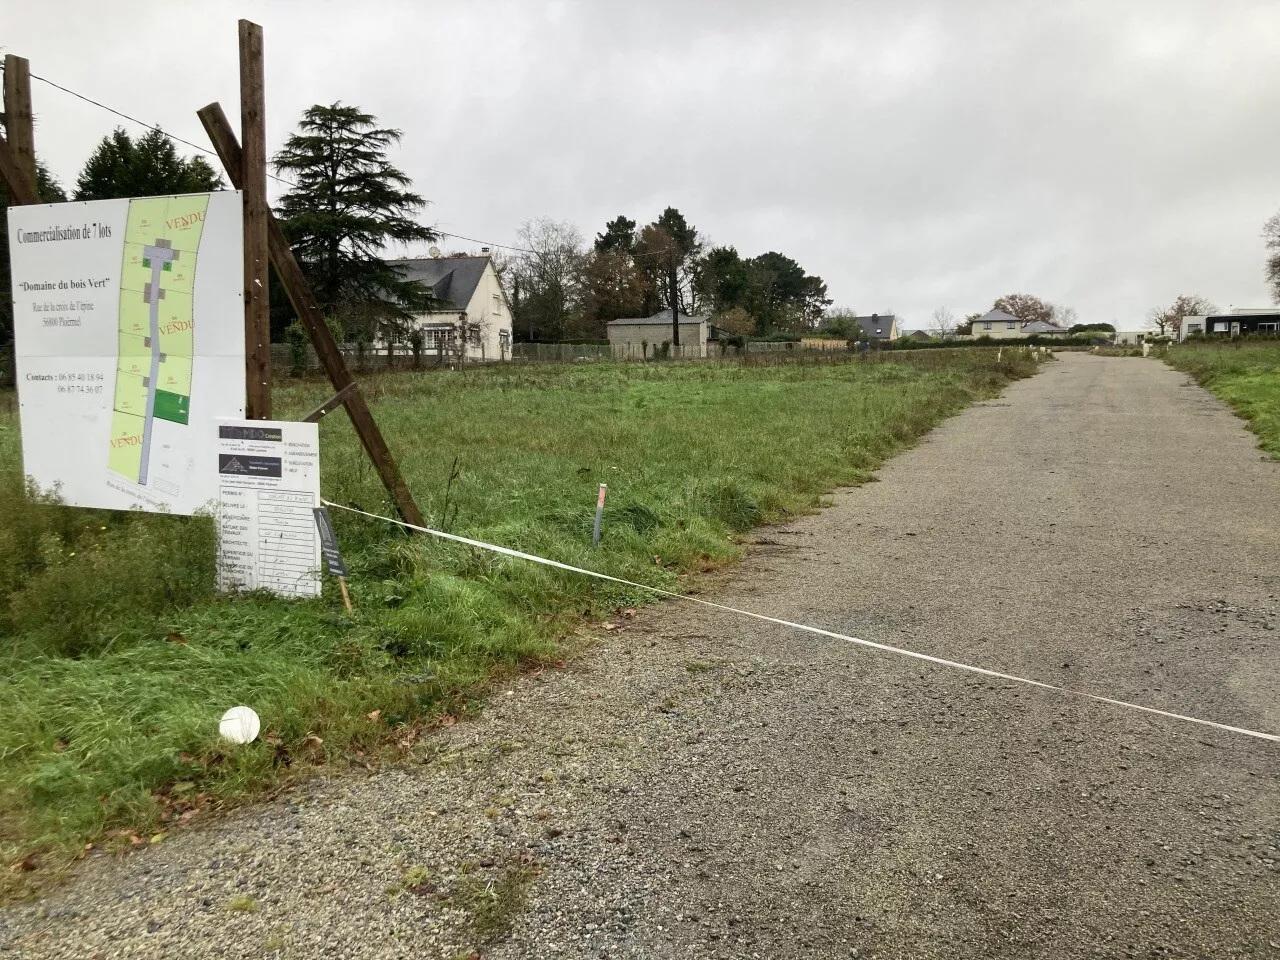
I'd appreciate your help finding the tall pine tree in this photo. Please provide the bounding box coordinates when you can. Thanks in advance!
[273,103,437,342]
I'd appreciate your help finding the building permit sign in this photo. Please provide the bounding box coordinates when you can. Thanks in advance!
[216,420,322,598]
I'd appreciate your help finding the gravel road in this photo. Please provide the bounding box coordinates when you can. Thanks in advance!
[3,353,1277,959]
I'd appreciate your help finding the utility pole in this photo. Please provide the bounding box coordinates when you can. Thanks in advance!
[670,261,680,348]
[238,20,271,418]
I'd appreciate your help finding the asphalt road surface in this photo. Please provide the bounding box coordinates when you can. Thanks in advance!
[4,354,1277,959]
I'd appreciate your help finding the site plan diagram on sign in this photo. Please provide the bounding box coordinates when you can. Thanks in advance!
[7,191,244,514]
[110,195,208,488]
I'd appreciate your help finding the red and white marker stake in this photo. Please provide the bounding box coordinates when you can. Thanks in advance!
[592,483,608,548]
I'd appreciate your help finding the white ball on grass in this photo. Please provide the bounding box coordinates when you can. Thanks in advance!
[219,706,261,744]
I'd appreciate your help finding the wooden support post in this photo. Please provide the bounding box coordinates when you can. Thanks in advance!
[238,20,271,419]
[1,56,39,206]
[302,381,359,423]
[0,131,38,205]
[197,101,426,531]
[3,56,37,196]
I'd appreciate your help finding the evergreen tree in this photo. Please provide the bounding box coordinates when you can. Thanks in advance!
[594,215,637,254]
[636,207,701,344]
[273,103,437,342]
[74,127,223,201]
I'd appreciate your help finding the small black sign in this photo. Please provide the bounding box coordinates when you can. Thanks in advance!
[219,425,284,442]
[313,507,349,577]
[219,454,282,477]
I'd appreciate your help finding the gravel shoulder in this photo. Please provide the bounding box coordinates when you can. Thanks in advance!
[3,353,1278,959]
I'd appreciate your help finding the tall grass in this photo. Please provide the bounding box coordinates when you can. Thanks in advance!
[0,349,1038,893]
[1164,340,1280,458]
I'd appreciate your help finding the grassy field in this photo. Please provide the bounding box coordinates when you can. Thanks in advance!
[0,349,1040,894]
[1164,340,1280,457]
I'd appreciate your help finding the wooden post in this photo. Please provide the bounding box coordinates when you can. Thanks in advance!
[0,132,38,205]
[3,56,37,196]
[669,263,680,347]
[238,20,271,419]
[197,102,426,531]
[301,381,359,423]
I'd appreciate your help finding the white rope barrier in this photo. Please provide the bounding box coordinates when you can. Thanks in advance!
[322,500,1279,745]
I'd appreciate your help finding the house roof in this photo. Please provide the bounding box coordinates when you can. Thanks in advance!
[1203,312,1280,321]
[608,311,708,326]
[858,314,897,340]
[391,256,490,312]
[978,309,1024,325]
[1021,319,1069,333]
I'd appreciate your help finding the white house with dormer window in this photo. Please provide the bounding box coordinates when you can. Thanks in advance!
[390,254,513,361]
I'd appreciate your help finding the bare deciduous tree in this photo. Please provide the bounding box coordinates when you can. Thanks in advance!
[1147,294,1216,337]
[1265,211,1280,304]
[929,306,956,338]
[510,218,585,341]
[1051,304,1078,328]
[993,293,1054,325]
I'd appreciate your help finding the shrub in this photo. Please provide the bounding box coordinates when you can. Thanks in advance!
[285,322,310,377]
[6,512,217,658]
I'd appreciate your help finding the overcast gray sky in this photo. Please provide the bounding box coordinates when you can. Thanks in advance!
[8,0,1280,326]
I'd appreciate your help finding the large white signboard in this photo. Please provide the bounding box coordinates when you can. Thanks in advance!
[216,419,322,598]
[8,192,245,513]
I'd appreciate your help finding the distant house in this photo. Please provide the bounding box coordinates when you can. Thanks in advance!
[972,309,1068,339]
[606,312,718,357]
[391,254,513,361]
[1180,309,1280,340]
[859,314,899,342]
[904,330,932,341]
[973,309,1028,339]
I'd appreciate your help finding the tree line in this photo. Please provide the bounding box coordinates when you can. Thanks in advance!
[504,212,832,343]
[8,96,1279,357]
[2,104,835,352]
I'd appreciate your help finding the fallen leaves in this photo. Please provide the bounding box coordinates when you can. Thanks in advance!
[9,853,38,873]
[165,631,187,646]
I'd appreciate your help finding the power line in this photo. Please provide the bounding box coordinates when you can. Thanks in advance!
[436,232,535,255]
[27,72,670,263]
[29,72,299,189]
[28,73,531,253]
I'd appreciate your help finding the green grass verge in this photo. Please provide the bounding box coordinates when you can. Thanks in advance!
[0,349,1039,895]
[1163,340,1280,458]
